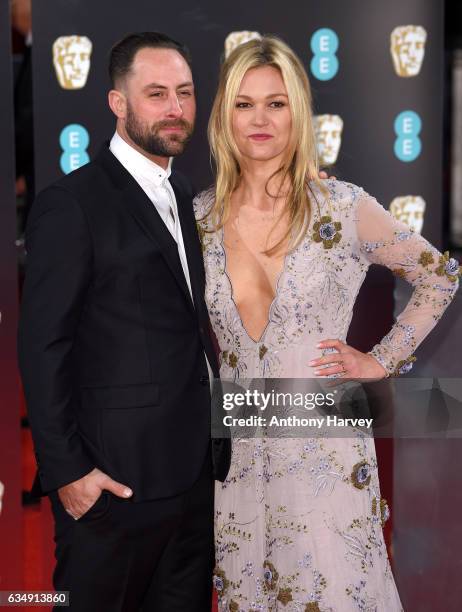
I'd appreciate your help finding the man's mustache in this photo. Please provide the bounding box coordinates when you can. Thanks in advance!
[154,119,193,131]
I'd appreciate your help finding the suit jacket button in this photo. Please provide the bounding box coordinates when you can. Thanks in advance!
[200,375,209,386]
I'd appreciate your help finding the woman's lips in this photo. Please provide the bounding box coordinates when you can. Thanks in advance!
[248,134,273,141]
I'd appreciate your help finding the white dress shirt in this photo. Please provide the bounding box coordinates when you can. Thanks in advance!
[109,132,214,385]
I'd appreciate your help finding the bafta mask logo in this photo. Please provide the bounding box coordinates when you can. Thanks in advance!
[314,114,343,165]
[389,196,426,234]
[53,35,92,90]
[225,31,262,59]
[390,26,427,77]
[0,480,4,515]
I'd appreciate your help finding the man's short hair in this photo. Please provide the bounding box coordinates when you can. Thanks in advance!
[109,31,192,87]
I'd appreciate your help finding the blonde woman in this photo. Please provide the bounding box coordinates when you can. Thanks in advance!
[194,37,459,610]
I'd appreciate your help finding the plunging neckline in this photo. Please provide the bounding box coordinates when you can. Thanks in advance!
[220,224,290,345]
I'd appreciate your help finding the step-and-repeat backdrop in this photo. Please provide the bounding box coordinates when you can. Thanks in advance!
[4,0,455,606]
[33,0,442,250]
[0,0,22,591]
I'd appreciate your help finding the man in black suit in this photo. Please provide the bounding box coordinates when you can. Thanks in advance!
[18,32,229,611]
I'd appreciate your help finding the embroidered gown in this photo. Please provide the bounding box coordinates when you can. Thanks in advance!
[194,180,459,612]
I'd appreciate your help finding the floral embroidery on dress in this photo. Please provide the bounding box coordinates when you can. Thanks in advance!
[312,215,342,249]
[435,251,461,282]
[372,497,390,526]
[193,179,457,612]
[392,268,407,279]
[305,603,321,612]
[214,567,230,595]
[263,561,279,590]
[276,587,293,605]
[351,461,372,490]
[418,250,434,267]
[222,350,239,370]
[345,580,378,611]
[392,355,417,376]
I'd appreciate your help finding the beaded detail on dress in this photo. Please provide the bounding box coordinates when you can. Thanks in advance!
[194,180,458,611]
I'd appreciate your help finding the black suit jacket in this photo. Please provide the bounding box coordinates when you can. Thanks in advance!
[18,144,230,501]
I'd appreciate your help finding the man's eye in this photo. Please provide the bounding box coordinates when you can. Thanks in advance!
[149,92,162,97]
[179,90,192,97]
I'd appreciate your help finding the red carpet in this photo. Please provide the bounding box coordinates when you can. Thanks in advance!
[22,425,219,610]
[22,410,390,612]
[23,501,219,610]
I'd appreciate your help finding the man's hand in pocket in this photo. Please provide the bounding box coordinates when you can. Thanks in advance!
[57,468,133,519]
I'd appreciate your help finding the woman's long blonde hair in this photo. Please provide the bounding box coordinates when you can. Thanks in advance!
[207,35,325,253]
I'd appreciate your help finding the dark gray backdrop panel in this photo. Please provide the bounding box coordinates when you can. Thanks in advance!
[33,0,443,247]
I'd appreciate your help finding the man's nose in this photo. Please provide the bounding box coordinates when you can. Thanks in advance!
[166,93,183,118]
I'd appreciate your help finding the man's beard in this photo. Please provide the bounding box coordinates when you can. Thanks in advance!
[125,103,194,157]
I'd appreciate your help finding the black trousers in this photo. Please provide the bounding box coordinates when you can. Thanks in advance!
[49,451,214,611]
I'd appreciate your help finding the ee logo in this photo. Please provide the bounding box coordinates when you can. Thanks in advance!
[310,28,339,81]
[60,124,90,174]
[394,111,422,162]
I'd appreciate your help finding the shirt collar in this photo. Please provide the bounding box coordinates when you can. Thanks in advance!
[109,131,172,187]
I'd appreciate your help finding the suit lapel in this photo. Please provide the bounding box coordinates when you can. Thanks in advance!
[171,175,220,376]
[170,175,204,306]
[97,145,194,310]
[97,144,220,375]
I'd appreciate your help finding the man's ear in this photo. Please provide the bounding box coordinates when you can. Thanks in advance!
[108,89,127,119]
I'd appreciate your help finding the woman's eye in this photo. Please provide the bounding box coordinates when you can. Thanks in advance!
[235,102,251,108]
[179,90,192,97]
[270,101,285,108]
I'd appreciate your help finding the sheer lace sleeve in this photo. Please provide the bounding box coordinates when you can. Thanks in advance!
[193,187,216,249]
[193,187,215,223]
[356,192,460,376]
